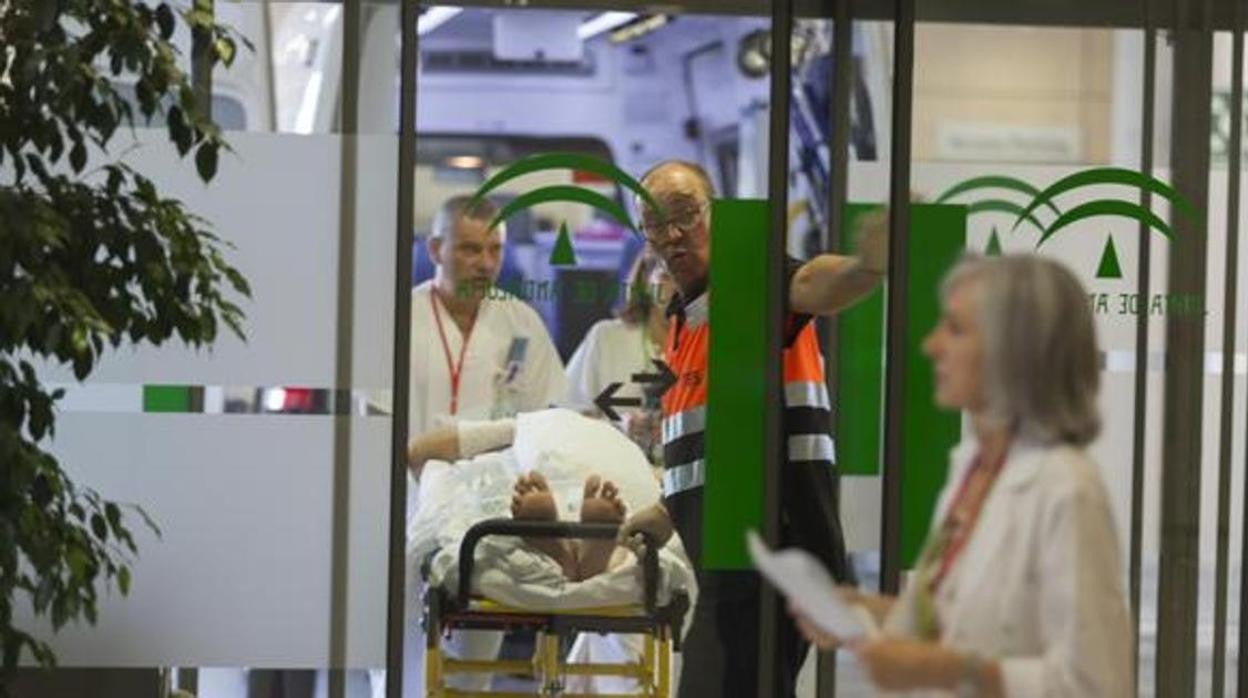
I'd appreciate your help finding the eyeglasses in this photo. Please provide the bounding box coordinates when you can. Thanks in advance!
[640,202,708,244]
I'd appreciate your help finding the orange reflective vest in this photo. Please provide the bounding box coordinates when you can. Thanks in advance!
[659,275,852,581]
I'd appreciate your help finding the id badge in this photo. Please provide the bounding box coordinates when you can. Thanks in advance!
[492,337,529,418]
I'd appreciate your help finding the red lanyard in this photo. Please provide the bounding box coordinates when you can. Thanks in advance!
[430,291,472,415]
[929,444,1010,593]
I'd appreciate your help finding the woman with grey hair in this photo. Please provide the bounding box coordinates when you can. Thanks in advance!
[790,254,1131,696]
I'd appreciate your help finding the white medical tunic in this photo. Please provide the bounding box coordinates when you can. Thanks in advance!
[564,318,660,417]
[408,281,566,514]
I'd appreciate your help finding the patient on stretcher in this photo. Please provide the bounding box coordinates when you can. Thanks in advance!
[408,410,639,582]
[407,408,695,697]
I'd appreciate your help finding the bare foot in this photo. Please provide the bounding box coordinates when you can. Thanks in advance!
[576,475,627,580]
[510,472,577,578]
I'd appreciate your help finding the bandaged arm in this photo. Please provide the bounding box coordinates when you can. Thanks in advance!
[406,418,516,479]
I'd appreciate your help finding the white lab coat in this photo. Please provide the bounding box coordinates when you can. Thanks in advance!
[882,438,1132,698]
[409,281,567,439]
[564,318,657,417]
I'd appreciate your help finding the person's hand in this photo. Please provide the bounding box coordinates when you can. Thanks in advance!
[787,601,845,651]
[617,502,674,549]
[850,637,962,692]
[406,426,460,478]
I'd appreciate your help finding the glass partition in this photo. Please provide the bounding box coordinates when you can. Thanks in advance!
[12,2,1248,698]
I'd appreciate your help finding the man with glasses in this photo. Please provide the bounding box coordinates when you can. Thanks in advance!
[620,160,886,696]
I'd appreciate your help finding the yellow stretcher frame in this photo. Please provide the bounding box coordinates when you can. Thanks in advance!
[422,519,689,698]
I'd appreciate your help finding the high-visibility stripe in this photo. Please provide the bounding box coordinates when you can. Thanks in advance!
[662,405,707,444]
[663,385,825,442]
[661,284,838,514]
[661,459,706,497]
[787,434,836,464]
[662,388,827,445]
[784,380,831,411]
[663,437,834,499]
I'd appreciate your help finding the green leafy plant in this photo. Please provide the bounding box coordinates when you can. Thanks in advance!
[0,1,251,688]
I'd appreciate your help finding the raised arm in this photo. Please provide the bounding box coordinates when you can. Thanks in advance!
[789,208,889,317]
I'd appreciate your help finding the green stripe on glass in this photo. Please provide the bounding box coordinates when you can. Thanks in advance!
[703,198,770,570]
[899,204,966,567]
[700,200,965,570]
[143,385,191,413]
[836,204,887,476]
[835,204,966,567]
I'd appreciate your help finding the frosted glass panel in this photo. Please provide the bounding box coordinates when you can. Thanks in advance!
[18,414,390,668]
[33,133,398,391]
[352,137,399,393]
[38,132,336,385]
[9,0,401,681]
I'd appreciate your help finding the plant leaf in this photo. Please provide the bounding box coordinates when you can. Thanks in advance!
[168,105,191,155]
[194,141,218,182]
[69,141,87,173]
[156,4,176,40]
[215,37,236,67]
[91,514,108,541]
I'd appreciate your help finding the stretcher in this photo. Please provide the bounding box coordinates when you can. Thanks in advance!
[423,518,691,697]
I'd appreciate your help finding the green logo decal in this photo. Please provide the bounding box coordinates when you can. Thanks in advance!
[1096,234,1124,279]
[1014,167,1201,246]
[942,168,1201,281]
[936,174,1060,237]
[550,221,577,267]
[467,153,664,267]
[985,225,1003,256]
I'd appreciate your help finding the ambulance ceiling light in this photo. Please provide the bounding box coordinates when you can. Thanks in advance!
[609,14,671,44]
[577,12,637,41]
[446,155,485,169]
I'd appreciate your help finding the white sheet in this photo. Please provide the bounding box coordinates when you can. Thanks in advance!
[406,408,695,609]
[406,409,694,697]
[427,534,694,610]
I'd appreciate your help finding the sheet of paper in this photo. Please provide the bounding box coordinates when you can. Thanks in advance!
[746,530,879,641]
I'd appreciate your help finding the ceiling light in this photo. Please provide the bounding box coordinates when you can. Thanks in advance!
[418,7,463,36]
[609,14,671,44]
[446,155,484,169]
[321,7,341,29]
[577,12,637,41]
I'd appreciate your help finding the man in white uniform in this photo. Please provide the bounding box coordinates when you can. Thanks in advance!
[398,195,566,696]
[409,194,566,448]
